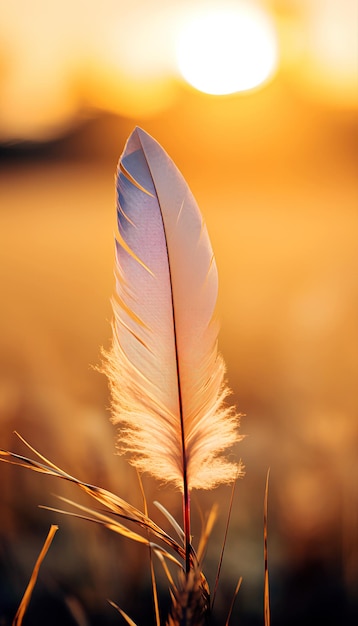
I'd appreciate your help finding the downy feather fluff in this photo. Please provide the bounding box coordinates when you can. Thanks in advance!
[104,127,241,491]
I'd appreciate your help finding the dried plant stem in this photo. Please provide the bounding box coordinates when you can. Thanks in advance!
[225,577,242,626]
[13,524,58,626]
[137,471,161,626]
[108,600,138,626]
[211,477,238,611]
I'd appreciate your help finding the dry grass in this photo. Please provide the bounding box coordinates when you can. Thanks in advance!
[0,432,268,625]
[12,524,58,626]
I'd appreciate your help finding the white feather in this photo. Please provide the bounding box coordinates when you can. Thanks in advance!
[104,127,241,491]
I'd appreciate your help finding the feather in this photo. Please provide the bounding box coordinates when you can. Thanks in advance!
[103,127,241,493]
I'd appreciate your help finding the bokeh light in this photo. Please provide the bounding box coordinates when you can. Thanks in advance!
[0,0,357,141]
[293,0,358,107]
[175,4,278,95]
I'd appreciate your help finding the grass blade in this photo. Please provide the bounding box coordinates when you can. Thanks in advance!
[136,472,161,626]
[153,501,185,543]
[196,504,217,564]
[211,476,238,611]
[12,524,58,626]
[225,577,242,626]
[108,600,138,626]
[0,437,187,560]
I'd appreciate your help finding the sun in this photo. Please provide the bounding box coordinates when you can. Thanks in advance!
[175,4,278,95]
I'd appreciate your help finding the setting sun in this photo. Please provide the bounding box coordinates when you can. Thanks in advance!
[175,4,278,95]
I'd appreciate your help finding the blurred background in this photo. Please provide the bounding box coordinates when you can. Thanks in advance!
[0,0,357,624]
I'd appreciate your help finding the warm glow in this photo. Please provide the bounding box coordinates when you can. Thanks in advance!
[175,4,278,95]
[294,0,358,107]
[0,0,356,141]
